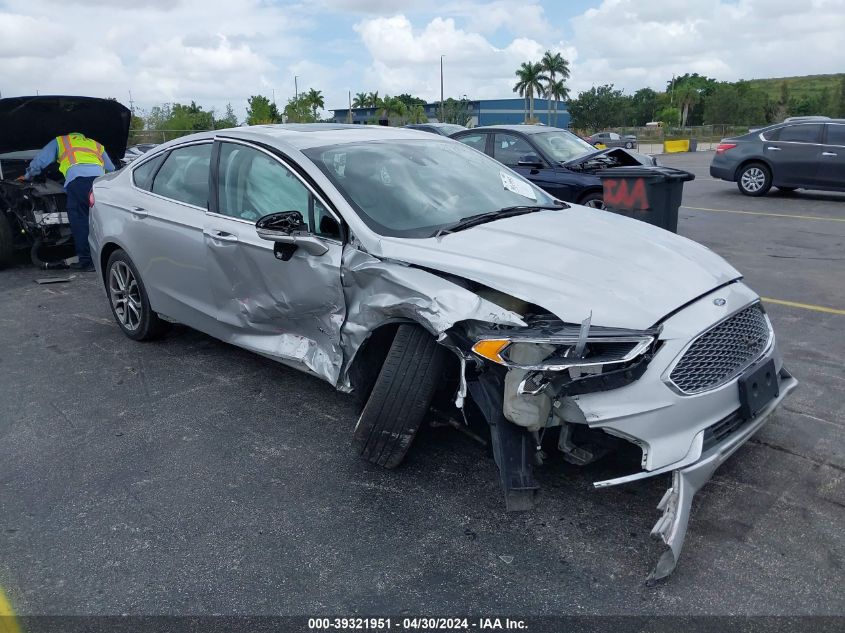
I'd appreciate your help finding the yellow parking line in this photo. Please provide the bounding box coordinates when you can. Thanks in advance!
[761,297,845,315]
[0,587,21,633]
[681,205,845,222]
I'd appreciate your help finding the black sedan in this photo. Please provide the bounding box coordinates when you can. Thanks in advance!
[451,125,654,208]
[710,119,845,196]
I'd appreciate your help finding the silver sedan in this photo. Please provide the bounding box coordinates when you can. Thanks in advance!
[90,124,796,579]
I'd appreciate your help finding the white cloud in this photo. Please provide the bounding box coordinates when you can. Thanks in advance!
[567,0,845,94]
[353,14,552,101]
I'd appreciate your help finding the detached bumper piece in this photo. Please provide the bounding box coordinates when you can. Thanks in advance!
[648,367,798,580]
[468,371,539,511]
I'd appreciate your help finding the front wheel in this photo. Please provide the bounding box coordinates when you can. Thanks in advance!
[106,249,167,341]
[579,191,606,210]
[624,141,634,149]
[352,324,447,469]
[737,163,772,196]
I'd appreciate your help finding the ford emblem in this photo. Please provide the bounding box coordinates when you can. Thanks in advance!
[713,298,727,306]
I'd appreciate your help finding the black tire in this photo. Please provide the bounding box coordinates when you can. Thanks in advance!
[105,249,167,341]
[352,324,447,469]
[736,162,772,196]
[624,141,634,149]
[0,212,14,269]
[579,191,606,210]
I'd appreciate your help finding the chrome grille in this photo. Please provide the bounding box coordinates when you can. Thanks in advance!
[669,303,771,395]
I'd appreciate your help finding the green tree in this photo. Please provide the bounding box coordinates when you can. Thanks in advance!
[540,50,570,126]
[406,104,428,124]
[834,77,845,118]
[366,91,380,108]
[513,61,547,121]
[352,92,368,108]
[246,95,280,125]
[395,93,427,109]
[668,73,717,125]
[630,88,658,125]
[674,83,700,127]
[441,96,472,126]
[655,106,681,127]
[787,94,821,117]
[568,84,629,130]
[305,88,325,120]
[703,81,770,125]
[214,102,239,129]
[283,95,316,123]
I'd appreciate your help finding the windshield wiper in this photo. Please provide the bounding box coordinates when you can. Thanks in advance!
[434,203,566,237]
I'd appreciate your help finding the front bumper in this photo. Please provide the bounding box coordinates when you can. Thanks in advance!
[647,366,797,579]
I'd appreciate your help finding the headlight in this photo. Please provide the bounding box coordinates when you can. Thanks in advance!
[471,333,655,371]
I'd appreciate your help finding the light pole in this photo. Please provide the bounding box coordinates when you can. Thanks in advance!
[294,76,299,102]
[440,55,444,122]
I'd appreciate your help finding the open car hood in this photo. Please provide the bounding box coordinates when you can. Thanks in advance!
[563,147,654,168]
[0,96,131,160]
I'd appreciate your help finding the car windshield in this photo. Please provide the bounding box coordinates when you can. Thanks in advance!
[304,139,557,238]
[531,130,596,163]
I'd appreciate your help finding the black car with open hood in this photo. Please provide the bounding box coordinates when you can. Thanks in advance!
[0,95,131,269]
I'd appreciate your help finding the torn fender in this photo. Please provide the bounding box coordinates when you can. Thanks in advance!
[337,246,525,391]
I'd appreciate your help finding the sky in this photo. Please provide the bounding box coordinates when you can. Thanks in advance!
[1,0,844,120]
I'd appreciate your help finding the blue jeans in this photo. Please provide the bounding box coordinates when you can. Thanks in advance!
[65,176,97,266]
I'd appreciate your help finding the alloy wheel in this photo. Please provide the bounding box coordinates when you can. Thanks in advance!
[109,261,142,331]
[584,198,607,210]
[741,167,766,193]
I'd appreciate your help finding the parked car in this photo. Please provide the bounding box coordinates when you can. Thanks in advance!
[122,143,157,165]
[0,95,130,268]
[710,119,845,196]
[586,131,638,149]
[451,124,654,208]
[91,124,796,579]
[404,123,467,136]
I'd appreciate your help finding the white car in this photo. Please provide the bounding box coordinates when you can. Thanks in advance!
[89,124,796,579]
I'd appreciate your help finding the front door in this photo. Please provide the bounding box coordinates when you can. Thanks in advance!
[204,139,346,383]
[765,123,824,186]
[492,132,576,200]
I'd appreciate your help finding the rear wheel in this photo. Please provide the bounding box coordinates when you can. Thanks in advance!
[737,162,772,196]
[0,212,14,269]
[106,249,167,341]
[624,141,634,149]
[352,324,447,469]
[579,191,606,210]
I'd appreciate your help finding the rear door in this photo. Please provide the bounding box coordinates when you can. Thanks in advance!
[818,123,845,189]
[203,139,346,382]
[764,123,823,186]
[120,141,219,333]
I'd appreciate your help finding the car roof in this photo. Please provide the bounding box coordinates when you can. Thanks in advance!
[458,124,566,135]
[156,124,446,152]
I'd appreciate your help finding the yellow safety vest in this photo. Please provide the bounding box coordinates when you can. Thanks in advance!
[55,133,105,177]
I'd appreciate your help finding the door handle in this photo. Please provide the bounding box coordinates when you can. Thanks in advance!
[129,206,147,217]
[204,229,238,242]
[822,151,838,157]
[766,146,781,151]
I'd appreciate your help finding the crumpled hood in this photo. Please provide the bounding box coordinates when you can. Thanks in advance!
[373,207,742,330]
[563,147,655,168]
[0,96,131,160]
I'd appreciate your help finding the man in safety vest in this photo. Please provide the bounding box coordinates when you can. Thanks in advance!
[17,133,115,271]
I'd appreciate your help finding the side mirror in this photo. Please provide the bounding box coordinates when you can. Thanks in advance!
[255,211,329,260]
[517,154,544,168]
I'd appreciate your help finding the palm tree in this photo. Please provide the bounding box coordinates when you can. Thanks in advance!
[546,78,570,127]
[513,61,547,122]
[675,84,699,128]
[366,91,380,108]
[352,92,368,109]
[379,95,406,124]
[305,88,324,120]
[540,50,570,126]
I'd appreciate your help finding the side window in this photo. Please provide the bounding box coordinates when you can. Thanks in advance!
[763,127,782,141]
[778,124,822,144]
[151,143,212,207]
[609,133,620,140]
[826,124,845,146]
[217,142,341,239]
[493,133,536,167]
[132,153,166,191]
[455,133,487,152]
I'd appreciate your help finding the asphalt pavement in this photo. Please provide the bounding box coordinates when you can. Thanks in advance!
[0,151,843,617]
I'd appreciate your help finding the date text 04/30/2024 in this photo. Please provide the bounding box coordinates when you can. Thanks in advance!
[308,617,528,630]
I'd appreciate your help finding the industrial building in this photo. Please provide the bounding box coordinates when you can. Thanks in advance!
[331,97,570,128]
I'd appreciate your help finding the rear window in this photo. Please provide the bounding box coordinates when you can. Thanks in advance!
[132,153,166,191]
[777,124,822,144]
